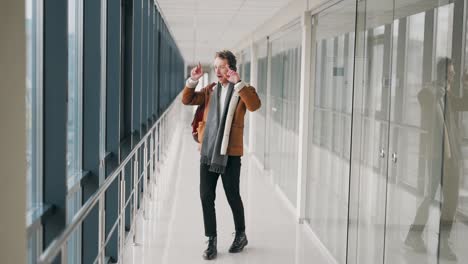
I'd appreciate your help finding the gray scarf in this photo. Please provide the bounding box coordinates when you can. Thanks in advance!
[200,82,234,174]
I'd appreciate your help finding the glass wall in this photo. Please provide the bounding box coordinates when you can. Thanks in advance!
[386,1,465,264]
[347,0,468,263]
[305,1,356,262]
[67,1,83,185]
[268,25,302,205]
[240,48,251,148]
[26,0,40,213]
[348,0,394,261]
[301,0,468,263]
[26,0,185,262]
[26,0,42,262]
[67,0,83,262]
[241,48,251,83]
[252,40,268,165]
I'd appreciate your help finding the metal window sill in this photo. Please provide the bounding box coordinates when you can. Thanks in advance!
[26,203,54,237]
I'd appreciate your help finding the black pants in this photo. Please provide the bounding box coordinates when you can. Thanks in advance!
[200,156,245,237]
[410,157,460,238]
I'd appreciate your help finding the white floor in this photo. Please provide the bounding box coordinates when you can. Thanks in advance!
[121,122,333,264]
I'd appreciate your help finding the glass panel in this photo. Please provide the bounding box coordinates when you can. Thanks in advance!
[305,0,468,263]
[241,48,251,149]
[348,0,394,263]
[435,4,453,61]
[67,189,82,264]
[242,48,251,83]
[253,41,268,165]
[26,0,43,262]
[27,230,39,264]
[268,25,301,206]
[67,0,83,184]
[306,1,355,262]
[384,0,468,263]
[67,0,83,262]
[384,10,437,263]
[26,0,40,212]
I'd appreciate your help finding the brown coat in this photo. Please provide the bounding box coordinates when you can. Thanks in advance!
[181,82,261,156]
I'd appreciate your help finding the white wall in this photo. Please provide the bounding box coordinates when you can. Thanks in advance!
[0,0,27,263]
[233,0,330,51]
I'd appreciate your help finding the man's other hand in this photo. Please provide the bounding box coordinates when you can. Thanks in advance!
[226,67,240,83]
[191,62,204,81]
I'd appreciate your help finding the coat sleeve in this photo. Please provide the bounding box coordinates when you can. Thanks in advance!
[238,85,261,112]
[450,88,468,111]
[181,86,206,106]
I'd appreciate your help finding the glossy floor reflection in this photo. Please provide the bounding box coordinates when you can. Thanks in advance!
[121,124,332,264]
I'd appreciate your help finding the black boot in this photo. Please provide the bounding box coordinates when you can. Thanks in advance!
[203,236,217,260]
[404,228,426,253]
[439,238,457,261]
[229,232,248,253]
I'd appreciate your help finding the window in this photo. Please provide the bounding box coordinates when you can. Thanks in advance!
[67,0,83,186]
[26,0,42,212]
[26,0,43,262]
[67,0,83,262]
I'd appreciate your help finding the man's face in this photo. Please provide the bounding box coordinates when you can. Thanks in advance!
[213,57,229,84]
[447,64,455,85]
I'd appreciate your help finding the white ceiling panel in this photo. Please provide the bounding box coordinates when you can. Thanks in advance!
[156,0,294,66]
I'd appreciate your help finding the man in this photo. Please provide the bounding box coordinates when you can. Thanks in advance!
[405,58,468,261]
[181,50,261,260]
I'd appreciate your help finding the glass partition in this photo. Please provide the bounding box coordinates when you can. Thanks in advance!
[268,24,302,206]
[26,0,43,262]
[67,0,83,262]
[347,0,468,263]
[253,40,268,165]
[241,48,251,148]
[305,1,356,262]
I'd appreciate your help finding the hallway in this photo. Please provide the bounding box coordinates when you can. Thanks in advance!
[5,0,468,263]
[122,120,332,264]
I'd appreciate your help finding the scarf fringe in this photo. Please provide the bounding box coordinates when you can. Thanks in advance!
[200,155,226,174]
[200,155,211,165]
[208,164,226,174]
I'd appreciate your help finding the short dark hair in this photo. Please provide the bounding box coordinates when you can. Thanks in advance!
[215,50,237,71]
[436,57,453,83]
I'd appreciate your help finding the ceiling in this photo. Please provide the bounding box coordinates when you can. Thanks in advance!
[156,0,293,67]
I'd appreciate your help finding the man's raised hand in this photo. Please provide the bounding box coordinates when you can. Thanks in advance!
[226,66,240,84]
[191,62,204,81]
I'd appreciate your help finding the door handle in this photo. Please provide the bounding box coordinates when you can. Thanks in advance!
[379,149,385,158]
[391,152,398,163]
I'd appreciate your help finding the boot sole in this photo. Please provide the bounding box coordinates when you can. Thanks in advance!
[203,251,217,260]
[229,240,248,253]
[403,240,427,253]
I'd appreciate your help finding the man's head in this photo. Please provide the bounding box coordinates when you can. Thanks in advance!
[213,50,237,84]
[436,57,455,87]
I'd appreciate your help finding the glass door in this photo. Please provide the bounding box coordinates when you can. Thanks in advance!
[305,1,356,262]
[348,0,396,263]
[384,5,442,264]
[350,0,468,264]
[384,0,468,263]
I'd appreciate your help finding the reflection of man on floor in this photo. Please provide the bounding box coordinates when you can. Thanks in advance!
[405,57,468,261]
